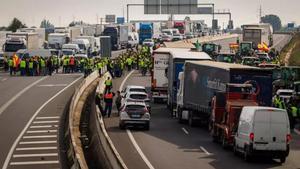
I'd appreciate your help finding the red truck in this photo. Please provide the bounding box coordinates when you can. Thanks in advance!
[173,22,185,34]
[210,83,258,148]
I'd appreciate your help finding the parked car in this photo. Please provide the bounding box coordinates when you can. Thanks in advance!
[119,101,150,130]
[172,34,183,41]
[234,106,290,163]
[122,91,151,112]
[121,85,147,96]
[276,89,295,102]
[185,32,194,39]
[161,34,172,42]
[142,39,155,47]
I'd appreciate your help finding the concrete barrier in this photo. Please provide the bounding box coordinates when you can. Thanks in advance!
[86,72,128,169]
[65,66,107,169]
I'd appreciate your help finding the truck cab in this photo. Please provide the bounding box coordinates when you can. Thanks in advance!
[211,84,258,147]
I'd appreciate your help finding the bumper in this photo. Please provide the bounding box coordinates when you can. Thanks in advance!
[249,144,289,158]
[120,119,149,125]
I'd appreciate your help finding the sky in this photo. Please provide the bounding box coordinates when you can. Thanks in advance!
[0,0,299,28]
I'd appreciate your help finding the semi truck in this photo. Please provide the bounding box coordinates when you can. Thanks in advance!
[174,21,185,34]
[48,33,69,49]
[3,32,39,56]
[176,61,273,126]
[151,48,211,103]
[17,28,45,48]
[139,23,153,44]
[103,25,128,50]
[242,23,273,47]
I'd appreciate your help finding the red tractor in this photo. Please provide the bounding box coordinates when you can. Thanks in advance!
[210,83,258,148]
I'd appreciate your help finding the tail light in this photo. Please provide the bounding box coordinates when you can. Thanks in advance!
[249,133,254,142]
[286,134,292,144]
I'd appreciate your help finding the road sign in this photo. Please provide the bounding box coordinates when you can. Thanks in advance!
[197,7,213,14]
[160,0,198,14]
[105,15,116,23]
[117,17,125,24]
[144,0,160,14]
[212,19,218,30]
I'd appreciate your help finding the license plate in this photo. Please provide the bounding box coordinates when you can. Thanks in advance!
[131,114,141,118]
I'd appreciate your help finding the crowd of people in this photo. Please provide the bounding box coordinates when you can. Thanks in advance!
[95,45,153,118]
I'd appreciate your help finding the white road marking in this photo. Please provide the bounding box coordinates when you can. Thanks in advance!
[127,130,155,169]
[37,84,68,87]
[1,78,7,82]
[16,147,57,151]
[294,128,300,136]
[36,116,60,120]
[2,76,82,169]
[33,120,59,124]
[30,125,54,129]
[26,130,57,134]
[23,135,57,139]
[19,141,57,145]
[10,161,59,165]
[13,153,58,158]
[119,71,155,169]
[119,70,135,91]
[200,146,212,155]
[0,76,47,116]
[182,128,189,135]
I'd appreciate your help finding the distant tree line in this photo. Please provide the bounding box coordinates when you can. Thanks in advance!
[1,18,55,32]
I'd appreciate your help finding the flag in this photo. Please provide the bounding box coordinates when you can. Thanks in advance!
[12,53,20,67]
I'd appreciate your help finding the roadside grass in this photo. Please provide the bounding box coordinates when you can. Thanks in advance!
[279,33,300,66]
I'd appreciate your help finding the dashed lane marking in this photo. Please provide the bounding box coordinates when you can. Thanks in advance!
[2,75,83,169]
[200,146,212,155]
[23,135,57,139]
[19,141,57,145]
[10,161,59,166]
[36,116,60,120]
[13,153,58,158]
[182,128,189,135]
[30,125,54,129]
[26,130,57,134]
[33,120,59,124]
[16,147,57,151]
[0,76,48,116]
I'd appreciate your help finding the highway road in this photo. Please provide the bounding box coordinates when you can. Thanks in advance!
[103,70,300,169]
[0,72,83,169]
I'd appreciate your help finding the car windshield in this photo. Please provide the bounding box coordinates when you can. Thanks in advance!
[130,94,147,100]
[63,50,74,55]
[279,92,293,96]
[130,88,147,93]
[144,39,152,42]
[174,34,180,36]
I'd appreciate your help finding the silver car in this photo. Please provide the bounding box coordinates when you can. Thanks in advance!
[119,101,150,130]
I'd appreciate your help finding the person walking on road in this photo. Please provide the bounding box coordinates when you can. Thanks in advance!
[47,57,53,76]
[115,91,122,116]
[104,90,115,117]
[105,77,113,93]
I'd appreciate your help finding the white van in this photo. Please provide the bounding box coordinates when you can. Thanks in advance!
[234,106,290,163]
[73,39,90,54]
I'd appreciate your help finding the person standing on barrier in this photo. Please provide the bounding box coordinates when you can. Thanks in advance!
[104,90,115,117]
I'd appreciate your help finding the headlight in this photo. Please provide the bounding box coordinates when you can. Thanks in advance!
[143,113,150,119]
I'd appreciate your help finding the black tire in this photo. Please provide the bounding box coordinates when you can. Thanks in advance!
[233,142,238,156]
[144,123,150,130]
[188,112,196,127]
[177,107,183,123]
[280,156,286,164]
[244,146,251,162]
[222,133,228,149]
[119,123,125,130]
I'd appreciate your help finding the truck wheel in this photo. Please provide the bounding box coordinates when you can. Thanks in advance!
[177,107,186,123]
[244,146,252,162]
[280,156,286,164]
[188,113,195,127]
[119,123,125,130]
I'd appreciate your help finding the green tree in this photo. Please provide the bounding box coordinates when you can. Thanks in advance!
[40,19,54,28]
[6,18,27,32]
[261,14,282,31]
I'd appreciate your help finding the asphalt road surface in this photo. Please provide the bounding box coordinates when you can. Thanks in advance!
[103,70,300,169]
[0,72,83,169]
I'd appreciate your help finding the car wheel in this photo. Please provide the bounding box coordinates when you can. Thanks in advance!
[280,156,286,164]
[119,123,125,130]
[144,123,150,130]
[244,146,251,162]
[188,112,195,127]
[177,107,183,123]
